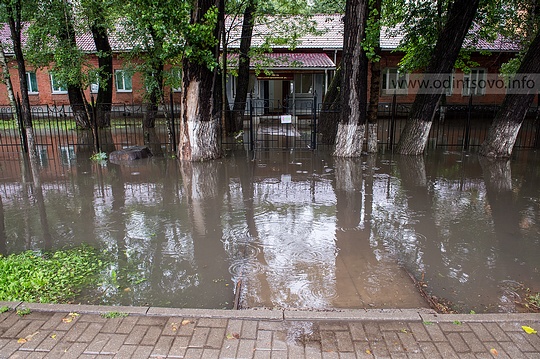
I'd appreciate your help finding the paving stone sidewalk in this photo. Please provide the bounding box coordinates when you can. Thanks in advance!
[0,302,539,358]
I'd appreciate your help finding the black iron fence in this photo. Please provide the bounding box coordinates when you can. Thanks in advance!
[1,95,540,162]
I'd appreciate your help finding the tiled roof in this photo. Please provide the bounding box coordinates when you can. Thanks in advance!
[228,52,336,69]
[0,23,133,54]
[226,14,344,50]
[1,16,519,55]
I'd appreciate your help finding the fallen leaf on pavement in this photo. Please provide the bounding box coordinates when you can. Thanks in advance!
[522,326,537,334]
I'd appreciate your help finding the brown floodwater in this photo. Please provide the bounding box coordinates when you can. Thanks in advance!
[0,148,539,313]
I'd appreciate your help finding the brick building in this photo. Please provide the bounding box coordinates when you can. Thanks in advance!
[0,15,520,108]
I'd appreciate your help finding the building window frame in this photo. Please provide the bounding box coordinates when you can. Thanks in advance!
[50,73,68,94]
[462,68,487,96]
[115,70,133,92]
[26,72,39,94]
[381,68,408,95]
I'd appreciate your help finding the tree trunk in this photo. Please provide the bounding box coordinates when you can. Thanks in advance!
[90,19,113,128]
[319,66,342,145]
[230,0,256,134]
[60,8,91,129]
[367,58,380,153]
[479,30,540,158]
[366,0,382,154]
[333,0,369,157]
[8,11,37,161]
[143,63,164,129]
[0,41,18,123]
[178,0,222,161]
[396,0,480,155]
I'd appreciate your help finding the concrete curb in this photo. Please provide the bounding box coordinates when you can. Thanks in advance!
[2,301,539,323]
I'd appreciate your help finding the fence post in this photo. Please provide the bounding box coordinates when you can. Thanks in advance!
[311,92,317,150]
[91,96,101,153]
[16,94,28,153]
[463,95,472,151]
[389,93,397,150]
[169,90,177,154]
[249,91,254,151]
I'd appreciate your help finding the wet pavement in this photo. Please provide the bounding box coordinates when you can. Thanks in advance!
[1,302,539,358]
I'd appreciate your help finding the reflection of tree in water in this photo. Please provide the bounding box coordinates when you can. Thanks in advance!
[234,152,338,309]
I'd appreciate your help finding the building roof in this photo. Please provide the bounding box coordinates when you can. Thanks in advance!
[228,52,336,69]
[0,15,519,56]
[379,24,520,52]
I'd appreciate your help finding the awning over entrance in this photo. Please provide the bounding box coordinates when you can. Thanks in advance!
[227,52,336,70]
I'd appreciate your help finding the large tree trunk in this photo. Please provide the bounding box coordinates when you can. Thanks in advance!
[366,58,380,153]
[396,0,480,155]
[7,11,37,161]
[230,0,256,134]
[319,66,342,145]
[366,0,382,154]
[0,41,18,122]
[90,18,113,128]
[333,0,369,157]
[60,8,91,129]
[178,0,222,161]
[479,30,540,158]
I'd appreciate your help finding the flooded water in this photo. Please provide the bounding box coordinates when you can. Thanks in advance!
[0,148,539,313]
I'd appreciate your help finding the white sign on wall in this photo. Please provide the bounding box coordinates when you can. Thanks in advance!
[280,115,292,124]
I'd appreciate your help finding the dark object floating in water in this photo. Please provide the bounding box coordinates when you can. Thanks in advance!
[109,146,153,162]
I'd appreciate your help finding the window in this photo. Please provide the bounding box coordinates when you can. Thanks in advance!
[115,70,132,92]
[294,74,313,94]
[382,68,408,95]
[50,73,68,94]
[462,68,486,96]
[26,72,39,94]
[170,67,182,92]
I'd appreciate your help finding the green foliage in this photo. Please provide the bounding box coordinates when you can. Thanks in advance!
[101,311,128,318]
[0,246,109,303]
[0,306,10,313]
[16,308,31,316]
[527,293,540,309]
[25,0,91,89]
[90,152,108,162]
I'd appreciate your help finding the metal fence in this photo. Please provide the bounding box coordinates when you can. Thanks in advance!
[1,95,540,163]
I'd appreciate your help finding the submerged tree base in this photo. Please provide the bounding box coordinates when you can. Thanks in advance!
[0,246,109,303]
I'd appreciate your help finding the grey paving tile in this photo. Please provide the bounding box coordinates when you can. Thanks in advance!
[140,326,162,346]
[461,331,488,353]
[185,347,204,358]
[168,335,190,357]
[335,331,354,352]
[124,325,148,345]
[433,342,459,359]
[237,339,256,359]
[100,334,127,353]
[418,342,443,359]
[206,327,226,349]
[256,330,272,350]
[189,326,210,348]
[130,345,153,359]
[112,344,136,359]
[220,336,239,359]
[481,322,511,342]
[115,316,140,335]
[241,320,258,339]
[150,337,174,358]
[446,332,469,353]
[349,322,367,341]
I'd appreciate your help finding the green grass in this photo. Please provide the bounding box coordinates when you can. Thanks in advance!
[101,311,128,318]
[0,246,109,303]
